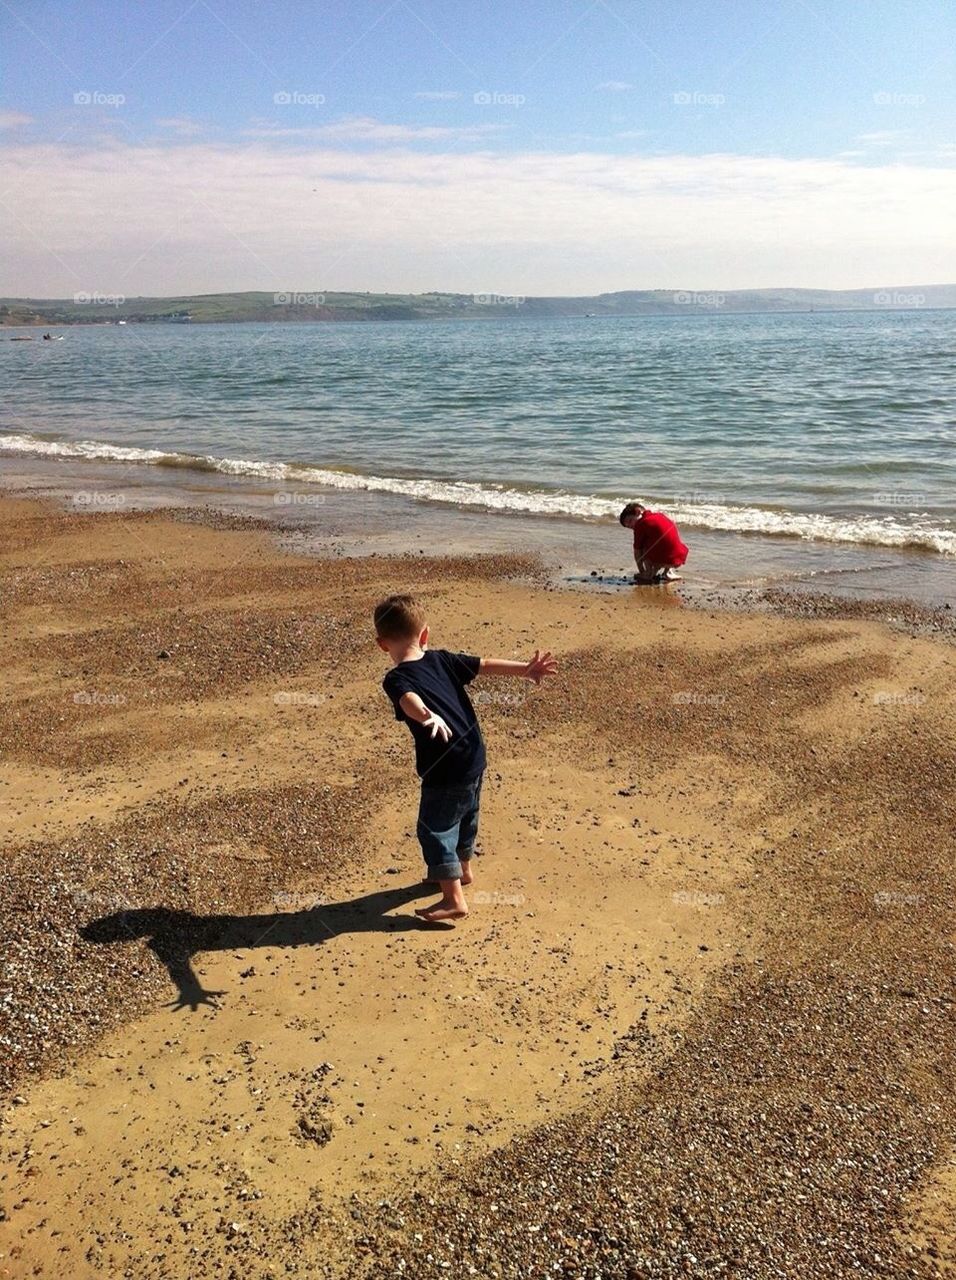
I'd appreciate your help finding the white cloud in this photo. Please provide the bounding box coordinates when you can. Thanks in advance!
[243,114,504,143]
[1,137,954,295]
[0,111,33,129]
[596,81,633,92]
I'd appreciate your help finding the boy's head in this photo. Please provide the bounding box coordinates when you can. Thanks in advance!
[374,594,428,657]
[619,501,646,530]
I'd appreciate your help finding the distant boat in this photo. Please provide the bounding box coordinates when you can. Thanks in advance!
[117,319,127,325]
[10,335,33,341]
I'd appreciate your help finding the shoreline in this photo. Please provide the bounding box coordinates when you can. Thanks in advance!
[3,429,954,556]
[3,495,956,1277]
[3,453,955,620]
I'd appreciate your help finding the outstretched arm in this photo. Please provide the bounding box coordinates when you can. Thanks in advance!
[147,934,226,1011]
[399,691,453,741]
[479,651,558,684]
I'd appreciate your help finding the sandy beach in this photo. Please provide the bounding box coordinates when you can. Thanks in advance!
[2,493,955,1279]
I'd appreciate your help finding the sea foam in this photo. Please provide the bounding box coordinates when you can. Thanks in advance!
[2,431,953,556]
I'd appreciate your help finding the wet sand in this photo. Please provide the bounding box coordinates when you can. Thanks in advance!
[4,453,956,610]
[1,495,955,1279]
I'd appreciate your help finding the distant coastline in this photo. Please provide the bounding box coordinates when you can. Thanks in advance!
[2,283,955,326]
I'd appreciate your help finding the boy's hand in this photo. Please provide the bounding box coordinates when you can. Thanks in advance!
[525,649,558,684]
[422,710,452,742]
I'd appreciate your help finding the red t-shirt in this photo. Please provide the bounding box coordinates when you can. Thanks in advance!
[633,510,688,567]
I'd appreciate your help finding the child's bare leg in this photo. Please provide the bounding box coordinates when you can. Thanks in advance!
[422,859,471,886]
[416,877,468,923]
[635,557,656,582]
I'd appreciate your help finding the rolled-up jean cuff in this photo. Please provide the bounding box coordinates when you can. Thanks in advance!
[417,774,482,883]
[428,857,463,881]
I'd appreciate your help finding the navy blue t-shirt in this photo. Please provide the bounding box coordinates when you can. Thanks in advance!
[383,649,486,787]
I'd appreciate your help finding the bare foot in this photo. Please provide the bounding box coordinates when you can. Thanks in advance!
[416,900,469,924]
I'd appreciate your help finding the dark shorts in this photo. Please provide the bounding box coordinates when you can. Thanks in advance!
[416,773,483,880]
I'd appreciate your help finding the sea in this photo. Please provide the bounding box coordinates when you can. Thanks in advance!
[2,311,955,604]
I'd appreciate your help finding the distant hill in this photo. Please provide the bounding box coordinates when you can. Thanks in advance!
[2,284,954,326]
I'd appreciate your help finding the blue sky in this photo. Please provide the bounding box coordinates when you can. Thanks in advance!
[2,0,954,294]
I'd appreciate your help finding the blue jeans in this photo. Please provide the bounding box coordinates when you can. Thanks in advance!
[416,774,483,881]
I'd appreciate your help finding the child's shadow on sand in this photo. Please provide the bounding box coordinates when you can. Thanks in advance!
[81,881,432,1012]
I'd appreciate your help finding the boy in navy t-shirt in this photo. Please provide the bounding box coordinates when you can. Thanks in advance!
[374,594,557,924]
